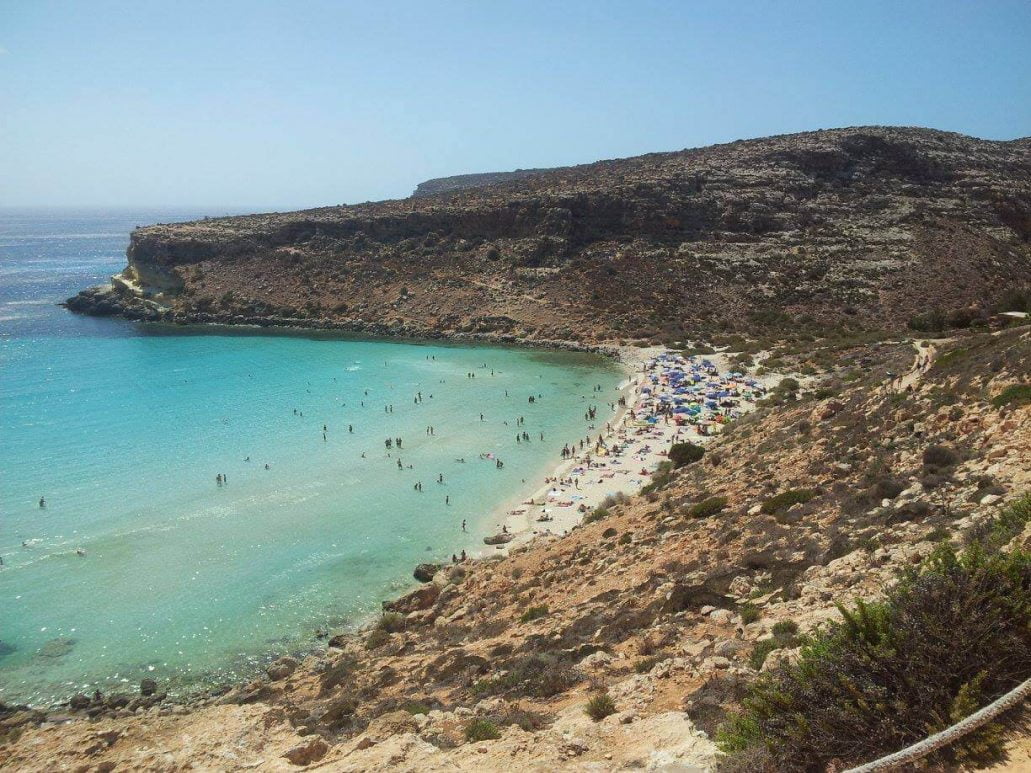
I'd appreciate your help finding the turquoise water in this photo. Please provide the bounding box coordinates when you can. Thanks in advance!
[0,209,623,705]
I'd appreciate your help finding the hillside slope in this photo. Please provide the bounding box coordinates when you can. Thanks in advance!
[67,127,1031,344]
[3,326,1028,771]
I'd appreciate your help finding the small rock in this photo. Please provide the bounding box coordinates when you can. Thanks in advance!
[979,493,1002,506]
[69,693,91,710]
[267,656,299,681]
[413,563,440,583]
[139,678,157,697]
[283,736,328,766]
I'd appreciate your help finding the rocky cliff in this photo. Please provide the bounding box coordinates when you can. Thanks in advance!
[67,127,1031,344]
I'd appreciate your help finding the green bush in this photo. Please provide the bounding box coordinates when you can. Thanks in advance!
[641,461,675,495]
[583,507,608,524]
[403,701,431,715]
[760,489,815,515]
[922,444,959,468]
[689,496,728,518]
[519,605,549,623]
[776,377,800,393]
[748,639,780,671]
[771,620,799,638]
[738,602,761,625]
[465,718,502,741]
[602,527,618,538]
[717,514,1031,771]
[670,442,705,468]
[991,383,1031,409]
[470,653,582,698]
[585,692,617,721]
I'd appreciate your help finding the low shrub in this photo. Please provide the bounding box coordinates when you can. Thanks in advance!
[403,701,431,715]
[777,377,800,393]
[635,656,659,674]
[519,605,549,623]
[991,383,1031,409]
[871,478,907,501]
[717,513,1031,771]
[583,507,608,524]
[669,441,705,468]
[738,602,761,625]
[771,620,799,638]
[585,692,617,721]
[602,527,618,538]
[465,718,502,742]
[377,611,405,633]
[922,444,959,468]
[689,495,728,518]
[641,461,675,495]
[760,489,815,515]
[748,639,779,671]
[618,533,633,545]
[471,653,582,699]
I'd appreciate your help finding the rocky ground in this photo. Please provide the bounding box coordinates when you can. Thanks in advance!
[2,322,1028,771]
[66,127,1030,345]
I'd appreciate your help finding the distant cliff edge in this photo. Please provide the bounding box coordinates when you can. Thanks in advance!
[412,168,553,197]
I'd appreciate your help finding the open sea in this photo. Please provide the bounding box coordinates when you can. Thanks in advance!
[0,208,623,705]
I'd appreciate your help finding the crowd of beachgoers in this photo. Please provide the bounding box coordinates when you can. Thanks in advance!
[495,350,772,546]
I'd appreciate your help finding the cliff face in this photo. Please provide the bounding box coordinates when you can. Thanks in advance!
[68,127,1031,343]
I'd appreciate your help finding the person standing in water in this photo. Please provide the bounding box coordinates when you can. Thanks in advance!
[39,496,45,508]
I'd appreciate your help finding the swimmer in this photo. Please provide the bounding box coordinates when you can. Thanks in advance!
[39,496,46,508]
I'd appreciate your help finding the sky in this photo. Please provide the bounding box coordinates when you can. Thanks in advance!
[1,0,1029,210]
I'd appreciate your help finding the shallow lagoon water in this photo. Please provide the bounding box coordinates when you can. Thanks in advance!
[0,209,623,704]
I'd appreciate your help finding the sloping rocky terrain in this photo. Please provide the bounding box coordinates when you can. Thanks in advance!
[3,324,1028,771]
[412,169,551,197]
[67,127,1031,344]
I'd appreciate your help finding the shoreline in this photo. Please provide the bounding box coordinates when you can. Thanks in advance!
[64,287,624,358]
[476,348,780,555]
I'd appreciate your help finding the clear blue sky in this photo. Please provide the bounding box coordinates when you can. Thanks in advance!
[1,0,1029,209]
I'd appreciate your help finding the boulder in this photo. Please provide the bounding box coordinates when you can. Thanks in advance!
[483,533,515,545]
[413,563,440,583]
[384,583,440,614]
[282,736,329,766]
[139,678,157,697]
[68,693,91,710]
[267,656,300,681]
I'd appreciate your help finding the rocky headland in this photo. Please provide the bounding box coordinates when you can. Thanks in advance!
[66,126,1030,346]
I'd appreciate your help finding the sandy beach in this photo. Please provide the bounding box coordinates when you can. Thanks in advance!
[478,346,779,555]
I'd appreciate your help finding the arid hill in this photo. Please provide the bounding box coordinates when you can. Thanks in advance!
[67,127,1031,344]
